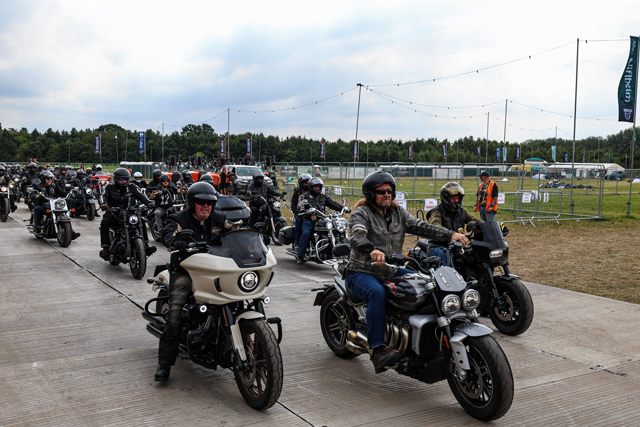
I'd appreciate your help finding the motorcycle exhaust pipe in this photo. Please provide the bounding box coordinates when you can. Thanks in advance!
[347,330,372,354]
[146,323,163,339]
[142,311,165,325]
[346,341,369,355]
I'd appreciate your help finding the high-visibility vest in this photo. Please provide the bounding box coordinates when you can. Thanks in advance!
[476,181,498,212]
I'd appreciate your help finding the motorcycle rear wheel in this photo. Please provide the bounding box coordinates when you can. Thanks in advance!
[446,335,514,421]
[128,237,147,280]
[57,221,72,247]
[0,198,8,222]
[320,291,359,358]
[87,203,96,221]
[271,222,283,246]
[233,318,283,410]
[489,278,534,336]
[155,289,169,319]
[150,219,162,242]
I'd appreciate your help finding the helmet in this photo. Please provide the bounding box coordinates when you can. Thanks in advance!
[86,167,92,174]
[199,173,214,184]
[59,167,66,174]
[96,164,102,171]
[0,166,5,176]
[298,173,312,190]
[40,170,55,185]
[186,182,218,213]
[65,164,72,170]
[172,171,181,182]
[252,171,264,185]
[160,174,171,184]
[440,182,465,212]
[27,162,37,171]
[133,172,143,180]
[362,171,396,203]
[112,167,131,187]
[76,170,86,179]
[152,169,163,180]
[308,177,323,196]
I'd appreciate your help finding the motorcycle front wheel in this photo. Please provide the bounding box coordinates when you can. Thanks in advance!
[489,278,534,336]
[233,318,283,410]
[446,335,514,421]
[87,203,96,221]
[0,198,8,222]
[128,237,147,280]
[320,291,359,358]
[57,221,72,247]
[150,219,162,242]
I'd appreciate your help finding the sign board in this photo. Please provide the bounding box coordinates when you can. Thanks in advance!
[521,192,532,203]
[498,193,506,204]
[424,199,438,211]
[334,186,342,195]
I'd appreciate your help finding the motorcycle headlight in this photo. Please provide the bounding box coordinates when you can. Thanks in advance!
[85,188,93,195]
[325,221,333,230]
[100,180,106,185]
[0,186,7,192]
[441,294,461,316]
[9,183,14,189]
[128,214,139,225]
[238,271,259,292]
[272,201,281,208]
[462,289,481,311]
[489,249,503,258]
[54,199,67,210]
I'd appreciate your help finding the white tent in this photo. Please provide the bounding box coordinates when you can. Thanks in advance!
[544,162,624,178]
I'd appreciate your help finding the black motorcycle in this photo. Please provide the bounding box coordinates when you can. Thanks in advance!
[313,242,514,421]
[0,179,17,222]
[253,196,287,245]
[103,205,152,280]
[409,221,534,336]
[26,192,74,247]
[67,185,97,220]
[146,203,184,242]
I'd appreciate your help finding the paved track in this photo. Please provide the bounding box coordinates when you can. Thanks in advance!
[1,204,640,426]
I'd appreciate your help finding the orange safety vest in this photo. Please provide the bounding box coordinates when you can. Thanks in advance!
[476,180,498,212]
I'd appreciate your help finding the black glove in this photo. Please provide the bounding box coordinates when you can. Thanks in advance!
[148,201,156,209]
[100,203,108,211]
[304,201,311,209]
[344,207,351,213]
[173,240,190,255]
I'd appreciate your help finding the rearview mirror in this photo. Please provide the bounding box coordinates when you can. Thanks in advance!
[466,221,476,233]
[357,242,375,255]
[174,229,194,241]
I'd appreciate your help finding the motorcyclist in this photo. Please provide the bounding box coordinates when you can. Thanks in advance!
[31,171,81,239]
[197,173,221,196]
[296,177,347,264]
[146,169,164,192]
[95,164,103,175]
[426,182,483,265]
[21,162,39,196]
[155,182,236,381]
[98,168,156,260]
[149,174,176,233]
[132,171,147,189]
[181,171,194,186]
[246,171,283,226]
[0,166,18,212]
[346,171,468,373]
[290,173,311,250]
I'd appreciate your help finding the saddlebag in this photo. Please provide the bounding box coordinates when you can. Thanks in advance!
[214,196,250,223]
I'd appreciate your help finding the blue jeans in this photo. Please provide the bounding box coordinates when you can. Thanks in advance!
[293,215,304,245]
[297,219,315,258]
[428,246,449,267]
[33,205,44,227]
[346,268,413,349]
[480,206,495,222]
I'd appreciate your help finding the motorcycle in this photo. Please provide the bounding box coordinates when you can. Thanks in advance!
[103,205,152,280]
[279,207,350,264]
[67,185,97,220]
[313,241,514,421]
[408,221,534,336]
[26,193,74,247]
[253,196,287,246]
[142,228,283,410]
[146,203,184,242]
[0,180,17,222]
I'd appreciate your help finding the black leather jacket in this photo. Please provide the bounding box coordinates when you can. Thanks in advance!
[100,182,151,209]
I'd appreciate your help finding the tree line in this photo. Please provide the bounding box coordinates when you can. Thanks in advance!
[0,122,637,168]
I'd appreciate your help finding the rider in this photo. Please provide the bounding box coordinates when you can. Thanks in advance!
[132,172,147,189]
[149,174,176,233]
[147,169,164,192]
[154,182,233,381]
[346,171,468,373]
[0,166,18,212]
[98,168,156,260]
[31,171,81,239]
[427,182,483,265]
[290,173,311,250]
[246,171,284,226]
[296,177,348,264]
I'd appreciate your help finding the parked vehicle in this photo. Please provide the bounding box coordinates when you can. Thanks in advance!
[228,165,274,198]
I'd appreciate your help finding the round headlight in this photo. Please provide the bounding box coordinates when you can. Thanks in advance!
[54,200,67,210]
[441,294,461,316]
[128,214,139,225]
[462,289,481,311]
[489,249,503,258]
[239,271,259,292]
[325,221,333,230]
[85,188,93,195]
[272,201,281,208]
[0,186,7,192]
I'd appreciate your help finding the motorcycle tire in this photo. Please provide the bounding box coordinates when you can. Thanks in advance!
[0,198,8,222]
[87,203,96,221]
[155,289,169,320]
[128,237,147,280]
[488,278,534,336]
[262,233,270,246]
[56,221,72,248]
[232,318,283,411]
[271,222,283,246]
[150,219,162,242]
[319,290,359,358]
[446,335,514,421]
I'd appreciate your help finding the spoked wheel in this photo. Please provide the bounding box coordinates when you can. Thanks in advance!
[87,203,96,221]
[271,222,283,246]
[446,335,514,421]
[0,198,8,222]
[56,221,72,247]
[233,319,283,410]
[319,290,359,358]
[128,237,147,280]
[489,279,534,336]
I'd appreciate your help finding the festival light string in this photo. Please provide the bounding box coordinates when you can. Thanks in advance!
[202,109,229,123]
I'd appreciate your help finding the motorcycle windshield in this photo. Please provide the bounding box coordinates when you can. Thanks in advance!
[207,230,268,268]
[478,221,507,247]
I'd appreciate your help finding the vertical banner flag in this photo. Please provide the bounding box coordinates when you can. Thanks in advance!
[320,140,326,159]
[138,131,145,154]
[245,136,252,156]
[496,147,500,162]
[353,140,359,159]
[94,134,101,154]
[408,144,413,160]
[583,151,586,162]
[503,147,507,162]
[618,36,639,123]
[220,139,225,157]
[442,143,447,160]
[565,153,569,162]
[516,145,521,161]
[476,146,481,162]
[552,145,557,162]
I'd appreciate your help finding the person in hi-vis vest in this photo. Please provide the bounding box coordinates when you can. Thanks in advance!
[474,171,498,221]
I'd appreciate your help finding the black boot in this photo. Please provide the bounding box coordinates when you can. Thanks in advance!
[371,346,401,373]
[146,245,157,255]
[72,232,81,240]
[154,364,171,381]
[99,246,110,260]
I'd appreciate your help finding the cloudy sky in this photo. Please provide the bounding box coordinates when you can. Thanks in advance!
[1,0,639,144]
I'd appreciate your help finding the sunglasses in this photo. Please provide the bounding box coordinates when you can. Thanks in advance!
[117,178,129,182]
[375,189,393,195]
[194,199,214,206]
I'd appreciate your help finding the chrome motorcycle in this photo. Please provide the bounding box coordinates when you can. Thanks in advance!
[26,193,74,247]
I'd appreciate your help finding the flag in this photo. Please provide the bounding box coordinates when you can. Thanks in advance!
[246,136,252,156]
[408,144,413,160]
[503,147,507,162]
[552,145,556,162]
[353,140,359,159]
[496,147,500,162]
[516,145,521,161]
[583,151,585,162]
[564,152,568,162]
[320,140,326,159]
[94,134,101,154]
[476,146,481,162]
[138,132,145,154]
[442,143,447,160]
[618,36,639,123]
[220,139,225,157]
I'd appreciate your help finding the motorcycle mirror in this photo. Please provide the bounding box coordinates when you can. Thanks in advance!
[357,242,375,255]
[466,221,476,233]
[174,229,194,241]
[332,244,350,257]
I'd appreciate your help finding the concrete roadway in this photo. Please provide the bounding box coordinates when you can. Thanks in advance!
[1,203,640,426]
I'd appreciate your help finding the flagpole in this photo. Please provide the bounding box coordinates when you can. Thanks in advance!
[627,36,639,217]
[570,38,579,214]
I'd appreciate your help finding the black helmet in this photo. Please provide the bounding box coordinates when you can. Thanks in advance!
[252,171,264,185]
[27,162,37,170]
[362,171,396,203]
[160,174,171,184]
[199,173,214,184]
[298,173,312,190]
[76,170,86,179]
[0,166,5,176]
[113,167,131,187]
[171,171,181,182]
[308,177,323,196]
[152,169,163,180]
[40,170,55,185]
[440,182,465,212]
[186,182,218,213]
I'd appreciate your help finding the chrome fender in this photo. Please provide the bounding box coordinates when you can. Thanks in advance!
[449,322,493,371]
[230,311,265,362]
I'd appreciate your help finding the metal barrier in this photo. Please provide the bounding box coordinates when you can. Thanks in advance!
[501,190,563,226]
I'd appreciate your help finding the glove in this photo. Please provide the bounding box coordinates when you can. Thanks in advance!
[100,203,108,211]
[148,201,156,209]
[172,240,189,255]
[344,207,351,213]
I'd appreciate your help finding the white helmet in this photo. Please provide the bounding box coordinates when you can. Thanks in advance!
[96,164,102,170]
[133,172,143,179]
